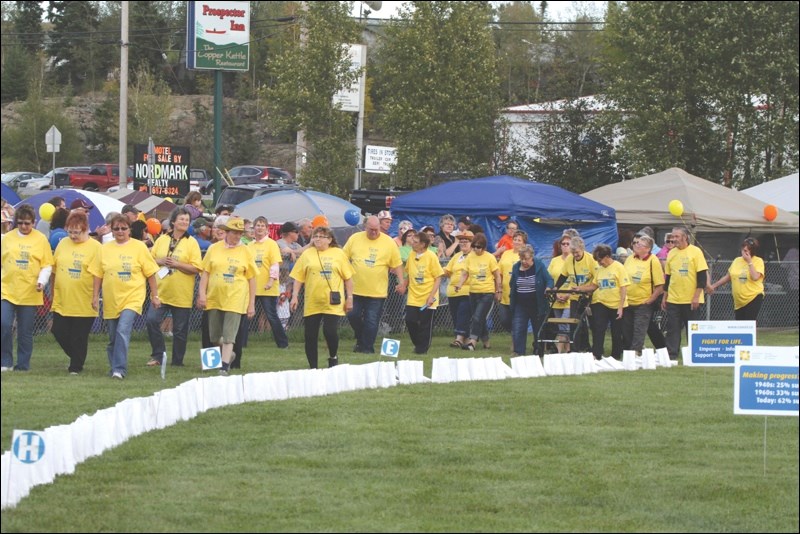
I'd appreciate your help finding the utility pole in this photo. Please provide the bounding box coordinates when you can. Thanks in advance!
[119,2,129,188]
[295,2,307,184]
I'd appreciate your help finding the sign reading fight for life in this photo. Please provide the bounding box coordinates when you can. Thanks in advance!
[734,346,799,416]
[686,320,756,366]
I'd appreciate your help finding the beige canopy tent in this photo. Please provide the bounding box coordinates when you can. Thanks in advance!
[582,167,799,234]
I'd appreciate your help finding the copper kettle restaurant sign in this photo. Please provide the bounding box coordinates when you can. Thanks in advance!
[186,1,251,71]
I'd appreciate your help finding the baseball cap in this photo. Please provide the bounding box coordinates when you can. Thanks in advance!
[192,217,211,230]
[213,215,230,228]
[70,198,94,210]
[121,203,140,215]
[377,210,392,220]
[280,221,299,234]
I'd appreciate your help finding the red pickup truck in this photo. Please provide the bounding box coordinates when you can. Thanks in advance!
[55,163,132,191]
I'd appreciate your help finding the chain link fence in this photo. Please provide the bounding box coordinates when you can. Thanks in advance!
[24,260,800,339]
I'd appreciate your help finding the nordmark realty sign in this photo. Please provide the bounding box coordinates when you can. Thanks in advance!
[186,1,250,71]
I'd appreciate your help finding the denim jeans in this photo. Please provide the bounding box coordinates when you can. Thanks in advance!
[448,295,471,337]
[497,303,512,332]
[1,300,36,370]
[257,296,289,348]
[346,296,385,352]
[468,293,494,342]
[511,300,538,355]
[106,309,138,376]
[146,304,191,365]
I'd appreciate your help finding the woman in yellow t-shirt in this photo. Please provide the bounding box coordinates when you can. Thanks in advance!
[442,230,474,348]
[290,226,354,369]
[453,233,501,351]
[145,207,202,367]
[575,244,630,360]
[404,230,444,354]
[707,237,765,321]
[1,204,54,372]
[197,217,257,375]
[249,216,289,349]
[90,214,160,379]
[51,211,102,374]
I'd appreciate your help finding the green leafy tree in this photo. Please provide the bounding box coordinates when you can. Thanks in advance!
[373,1,501,189]
[526,98,627,193]
[602,1,799,185]
[263,1,362,197]
[493,1,541,106]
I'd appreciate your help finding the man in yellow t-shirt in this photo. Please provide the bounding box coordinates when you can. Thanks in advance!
[662,226,709,360]
[343,215,406,354]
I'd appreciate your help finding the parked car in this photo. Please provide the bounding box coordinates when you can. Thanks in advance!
[16,175,54,191]
[200,165,294,194]
[190,168,211,192]
[215,183,299,210]
[2,172,45,190]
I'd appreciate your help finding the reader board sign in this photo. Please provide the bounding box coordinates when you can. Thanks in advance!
[133,143,190,198]
[685,320,756,367]
[734,346,799,416]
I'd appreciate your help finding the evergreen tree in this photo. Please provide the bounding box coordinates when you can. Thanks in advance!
[14,1,43,53]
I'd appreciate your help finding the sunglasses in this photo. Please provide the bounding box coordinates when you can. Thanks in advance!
[473,245,485,250]
[15,220,33,226]
[560,242,570,246]
[112,227,130,231]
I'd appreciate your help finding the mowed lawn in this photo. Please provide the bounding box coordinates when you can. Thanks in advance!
[1,329,798,532]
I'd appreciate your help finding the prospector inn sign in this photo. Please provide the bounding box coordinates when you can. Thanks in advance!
[186,1,251,71]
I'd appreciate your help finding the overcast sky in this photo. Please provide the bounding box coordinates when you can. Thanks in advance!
[354,1,607,21]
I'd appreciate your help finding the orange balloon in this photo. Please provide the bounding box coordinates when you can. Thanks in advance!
[312,215,329,228]
[763,204,778,222]
[146,217,162,235]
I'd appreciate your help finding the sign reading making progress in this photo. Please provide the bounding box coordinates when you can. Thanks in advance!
[364,145,397,174]
[734,346,798,416]
[133,143,191,198]
[186,1,250,71]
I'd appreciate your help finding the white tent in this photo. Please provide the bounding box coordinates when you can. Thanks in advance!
[741,173,799,214]
[582,168,799,234]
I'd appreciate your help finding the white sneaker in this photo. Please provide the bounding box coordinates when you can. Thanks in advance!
[1,367,12,372]
[111,372,124,380]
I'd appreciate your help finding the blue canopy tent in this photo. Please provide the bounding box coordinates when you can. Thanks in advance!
[389,176,618,256]
[1,183,21,205]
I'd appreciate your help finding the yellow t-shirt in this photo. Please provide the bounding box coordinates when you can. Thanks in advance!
[498,249,520,305]
[1,229,54,306]
[201,242,258,314]
[560,253,597,301]
[151,234,203,308]
[464,251,499,294]
[343,231,402,298]
[290,247,354,317]
[591,260,630,308]
[405,249,444,308]
[90,239,159,319]
[729,256,765,310]
[52,237,102,317]
[665,244,708,304]
[444,252,471,297]
[249,238,282,297]
[624,254,665,306]
[548,255,569,310]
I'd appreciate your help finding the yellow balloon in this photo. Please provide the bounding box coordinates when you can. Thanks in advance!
[668,199,684,217]
[164,197,173,203]
[39,202,55,222]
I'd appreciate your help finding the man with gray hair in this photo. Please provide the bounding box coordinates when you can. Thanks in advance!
[343,215,406,353]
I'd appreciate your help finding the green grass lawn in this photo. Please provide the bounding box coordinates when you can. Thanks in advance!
[1,329,798,532]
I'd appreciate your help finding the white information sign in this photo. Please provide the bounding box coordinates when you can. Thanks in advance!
[685,320,756,366]
[364,145,397,174]
[333,44,365,112]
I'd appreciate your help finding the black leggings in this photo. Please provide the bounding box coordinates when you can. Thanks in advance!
[304,313,339,369]
[734,294,764,321]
